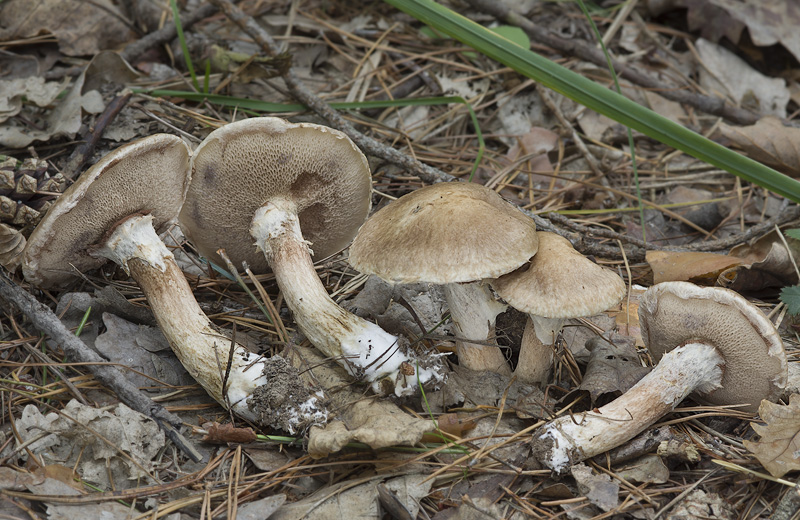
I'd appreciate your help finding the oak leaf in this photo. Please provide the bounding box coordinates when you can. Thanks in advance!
[743,393,800,477]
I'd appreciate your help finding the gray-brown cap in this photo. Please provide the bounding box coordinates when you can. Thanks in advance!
[22,134,191,288]
[349,182,538,284]
[492,232,626,318]
[179,117,372,273]
[639,281,787,412]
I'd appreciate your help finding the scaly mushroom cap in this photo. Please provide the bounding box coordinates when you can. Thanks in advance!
[179,117,372,272]
[349,182,538,284]
[639,281,787,412]
[22,134,191,288]
[491,232,626,318]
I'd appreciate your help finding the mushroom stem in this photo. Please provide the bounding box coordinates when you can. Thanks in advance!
[250,199,443,396]
[533,342,723,472]
[514,316,565,384]
[94,214,327,431]
[443,282,510,374]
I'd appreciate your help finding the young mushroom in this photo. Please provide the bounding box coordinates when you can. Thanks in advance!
[21,134,327,433]
[178,117,444,396]
[348,182,539,375]
[532,281,787,472]
[491,232,626,385]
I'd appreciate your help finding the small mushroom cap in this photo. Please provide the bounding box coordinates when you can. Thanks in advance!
[349,182,538,284]
[639,281,787,412]
[22,134,191,288]
[179,117,372,272]
[491,232,626,318]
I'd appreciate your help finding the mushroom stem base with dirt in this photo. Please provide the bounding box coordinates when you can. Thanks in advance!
[94,214,327,432]
[532,342,723,472]
[443,282,510,375]
[250,200,444,396]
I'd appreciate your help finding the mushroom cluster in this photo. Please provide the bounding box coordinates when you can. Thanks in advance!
[21,134,327,433]
[533,281,788,472]
[349,182,539,374]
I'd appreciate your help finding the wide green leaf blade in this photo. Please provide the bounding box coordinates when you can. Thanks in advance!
[383,0,800,203]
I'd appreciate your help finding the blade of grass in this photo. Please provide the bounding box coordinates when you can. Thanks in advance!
[382,0,800,203]
[138,89,485,178]
[169,0,199,91]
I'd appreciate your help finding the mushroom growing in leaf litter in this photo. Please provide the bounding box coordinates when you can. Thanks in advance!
[179,117,444,396]
[22,134,327,433]
[491,232,626,385]
[349,182,539,375]
[532,281,787,473]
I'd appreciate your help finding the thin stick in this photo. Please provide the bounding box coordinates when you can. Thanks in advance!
[0,269,202,462]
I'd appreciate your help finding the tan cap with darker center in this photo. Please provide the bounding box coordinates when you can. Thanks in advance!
[349,182,538,284]
[492,231,626,318]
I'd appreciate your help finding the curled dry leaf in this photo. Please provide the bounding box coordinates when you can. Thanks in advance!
[646,229,798,292]
[720,117,800,177]
[743,393,800,477]
[202,422,258,444]
[646,250,741,285]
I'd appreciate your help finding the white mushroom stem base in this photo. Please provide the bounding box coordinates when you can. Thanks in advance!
[533,343,723,472]
[94,215,326,432]
[514,316,565,385]
[251,201,444,397]
[444,282,510,375]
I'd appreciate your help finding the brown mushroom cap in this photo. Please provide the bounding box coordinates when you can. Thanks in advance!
[639,281,787,412]
[22,134,191,288]
[349,182,538,284]
[179,117,372,273]
[492,232,626,318]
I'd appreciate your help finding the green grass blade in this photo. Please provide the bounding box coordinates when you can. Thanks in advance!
[383,0,800,203]
[169,0,199,91]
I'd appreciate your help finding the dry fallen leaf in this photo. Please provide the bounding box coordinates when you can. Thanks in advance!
[697,39,789,117]
[571,463,620,512]
[0,0,136,56]
[646,250,742,285]
[579,335,650,404]
[286,346,435,458]
[743,393,800,477]
[720,117,800,177]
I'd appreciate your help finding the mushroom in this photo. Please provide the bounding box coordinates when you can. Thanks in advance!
[348,182,539,374]
[491,232,626,385]
[532,281,788,472]
[21,134,327,432]
[178,117,443,396]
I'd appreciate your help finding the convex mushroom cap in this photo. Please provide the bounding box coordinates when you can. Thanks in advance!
[491,231,626,384]
[349,182,539,374]
[23,135,190,287]
[349,182,538,284]
[180,117,371,272]
[492,232,626,321]
[640,281,786,411]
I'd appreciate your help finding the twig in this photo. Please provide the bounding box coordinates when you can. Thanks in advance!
[0,269,203,462]
[464,0,761,126]
[206,0,456,184]
[770,484,800,520]
[61,90,133,181]
[548,203,800,258]
[44,3,220,81]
